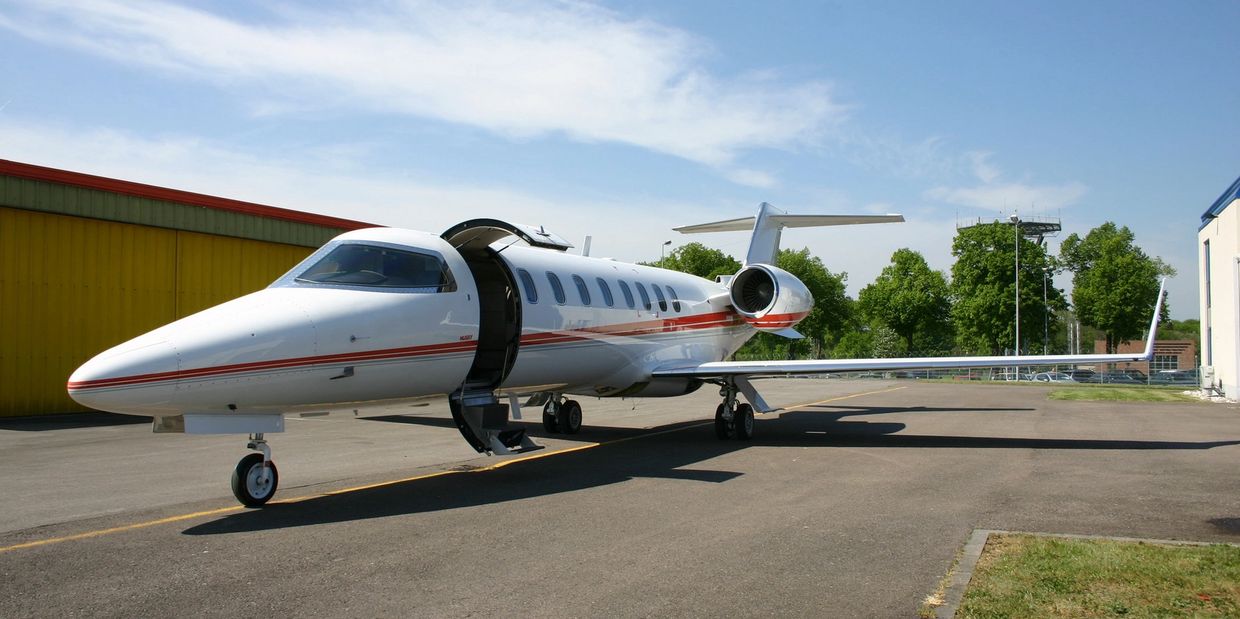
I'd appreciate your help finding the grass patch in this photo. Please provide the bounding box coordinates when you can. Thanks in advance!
[1047,387,1198,402]
[958,534,1240,618]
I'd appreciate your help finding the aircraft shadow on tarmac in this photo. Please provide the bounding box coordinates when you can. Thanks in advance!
[0,412,151,431]
[183,405,1240,536]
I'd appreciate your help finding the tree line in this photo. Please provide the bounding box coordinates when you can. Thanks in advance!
[649,220,1175,360]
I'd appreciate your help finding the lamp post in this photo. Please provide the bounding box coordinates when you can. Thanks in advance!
[660,240,672,269]
[1009,214,1020,358]
[1042,267,1050,353]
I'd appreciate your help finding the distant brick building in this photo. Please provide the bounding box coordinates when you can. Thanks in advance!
[1092,339,1197,375]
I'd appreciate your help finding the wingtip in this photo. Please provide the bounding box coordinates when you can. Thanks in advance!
[1141,278,1169,359]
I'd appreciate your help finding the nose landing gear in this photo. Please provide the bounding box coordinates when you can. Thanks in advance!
[231,433,278,507]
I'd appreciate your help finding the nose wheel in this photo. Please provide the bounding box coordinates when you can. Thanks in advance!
[231,433,278,507]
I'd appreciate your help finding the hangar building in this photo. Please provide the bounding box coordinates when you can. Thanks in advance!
[1199,173,1240,396]
[0,159,373,417]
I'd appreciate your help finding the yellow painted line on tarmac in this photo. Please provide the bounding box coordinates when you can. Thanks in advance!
[774,385,909,413]
[0,384,908,554]
[0,506,243,554]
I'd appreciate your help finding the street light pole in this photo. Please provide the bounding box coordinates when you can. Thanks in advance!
[1043,267,1050,353]
[660,240,671,269]
[1009,214,1020,357]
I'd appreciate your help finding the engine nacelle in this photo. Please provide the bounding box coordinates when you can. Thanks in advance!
[728,264,813,331]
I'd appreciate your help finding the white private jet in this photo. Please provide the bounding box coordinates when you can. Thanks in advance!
[68,203,1166,506]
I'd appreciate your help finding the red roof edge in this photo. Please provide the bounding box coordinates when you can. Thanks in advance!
[0,159,377,231]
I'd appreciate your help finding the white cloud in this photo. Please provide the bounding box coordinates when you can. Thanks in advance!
[0,0,844,171]
[922,152,1087,212]
[724,168,779,189]
[924,181,1088,211]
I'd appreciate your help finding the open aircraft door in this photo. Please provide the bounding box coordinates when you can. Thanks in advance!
[440,219,572,454]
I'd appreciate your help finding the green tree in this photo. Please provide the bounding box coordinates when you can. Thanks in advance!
[950,223,1067,354]
[1060,223,1173,353]
[645,242,741,280]
[857,248,953,354]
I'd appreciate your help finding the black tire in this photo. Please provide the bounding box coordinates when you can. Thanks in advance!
[714,403,733,440]
[230,453,278,507]
[557,400,583,434]
[734,403,755,440]
[543,402,560,433]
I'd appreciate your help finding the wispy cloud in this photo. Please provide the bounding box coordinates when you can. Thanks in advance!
[0,0,843,177]
[923,151,1087,211]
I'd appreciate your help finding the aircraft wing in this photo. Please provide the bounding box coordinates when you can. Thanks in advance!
[654,280,1168,393]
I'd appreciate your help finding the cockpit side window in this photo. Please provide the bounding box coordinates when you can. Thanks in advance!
[517,269,538,304]
[295,244,455,290]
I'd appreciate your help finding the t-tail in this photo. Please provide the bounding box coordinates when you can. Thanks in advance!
[674,203,904,338]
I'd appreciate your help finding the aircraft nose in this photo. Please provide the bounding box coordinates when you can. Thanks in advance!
[67,338,180,415]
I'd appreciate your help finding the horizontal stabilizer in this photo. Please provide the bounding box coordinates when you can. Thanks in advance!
[674,213,904,234]
[675,202,904,265]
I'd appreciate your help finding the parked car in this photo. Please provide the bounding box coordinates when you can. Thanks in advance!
[1086,372,1144,385]
[1032,371,1074,382]
[1150,370,1200,386]
[1063,369,1097,383]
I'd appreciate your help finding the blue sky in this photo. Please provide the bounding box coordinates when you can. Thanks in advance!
[2,1,1237,319]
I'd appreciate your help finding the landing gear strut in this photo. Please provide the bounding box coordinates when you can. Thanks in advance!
[231,433,278,507]
[542,397,582,434]
[714,381,754,441]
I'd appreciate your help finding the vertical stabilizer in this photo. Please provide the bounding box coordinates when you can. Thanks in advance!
[745,202,785,265]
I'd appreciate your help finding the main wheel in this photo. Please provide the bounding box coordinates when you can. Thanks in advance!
[543,402,560,433]
[557,400,583,434]
[714,403,733,440]
[231,453,279,507]
[734,403,755,440]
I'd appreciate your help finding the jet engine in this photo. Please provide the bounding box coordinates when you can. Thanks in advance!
[728,264,813,331]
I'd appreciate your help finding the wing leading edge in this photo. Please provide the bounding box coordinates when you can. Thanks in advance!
[655,280,1168,380]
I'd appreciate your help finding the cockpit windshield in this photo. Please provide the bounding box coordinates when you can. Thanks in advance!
[295,244,455,290]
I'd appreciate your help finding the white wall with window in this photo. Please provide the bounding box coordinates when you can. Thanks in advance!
[1199,175,1240,396]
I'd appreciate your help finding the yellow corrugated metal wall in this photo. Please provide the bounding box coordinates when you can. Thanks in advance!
[0,206,313,416]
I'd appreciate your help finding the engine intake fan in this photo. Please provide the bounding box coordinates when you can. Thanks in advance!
[728,264,813,332]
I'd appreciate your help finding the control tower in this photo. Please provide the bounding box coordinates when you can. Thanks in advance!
[956,214,1062,244]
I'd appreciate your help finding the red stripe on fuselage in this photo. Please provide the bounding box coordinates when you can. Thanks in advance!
[68,311,749,392]
[67,340,479,391]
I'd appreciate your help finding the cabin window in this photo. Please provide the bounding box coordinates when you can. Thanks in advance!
[596,278,615,307]
[296,243,455,291]
[618,280,635,308]
[651,284,668,312]
[667,286,682,312]
[517,269,538,304]
[547,272,566,304]
[572,274,591,306]
[635,282,652,310]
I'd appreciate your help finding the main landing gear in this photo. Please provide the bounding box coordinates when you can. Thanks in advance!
[231,433,278,507]
[714,382,754,441]
[541,397,583,434]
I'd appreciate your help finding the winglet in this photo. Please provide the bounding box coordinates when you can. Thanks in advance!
[1140,279,1168,360]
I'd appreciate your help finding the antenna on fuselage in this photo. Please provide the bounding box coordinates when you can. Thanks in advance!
[582,235,592,257]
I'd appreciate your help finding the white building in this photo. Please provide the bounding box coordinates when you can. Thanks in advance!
[1198,174,1240,396]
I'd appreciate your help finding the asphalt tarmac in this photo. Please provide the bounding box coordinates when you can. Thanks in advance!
[2,380,1238,617]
